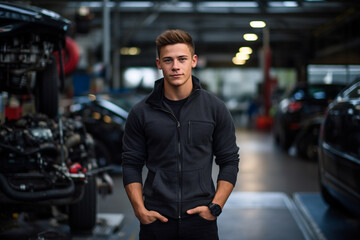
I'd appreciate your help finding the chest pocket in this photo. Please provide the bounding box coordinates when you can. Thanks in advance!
[187,121,214,145]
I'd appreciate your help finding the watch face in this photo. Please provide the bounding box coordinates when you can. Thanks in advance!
[209,203,222,216]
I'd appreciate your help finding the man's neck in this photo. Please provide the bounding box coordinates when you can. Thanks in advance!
[163,79,193,101]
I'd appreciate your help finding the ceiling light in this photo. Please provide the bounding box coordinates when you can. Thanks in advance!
[243,33,258,41]
[200,1,258,8]
[235,52,250,60]
[239,47,253,54]
[78,7,90,16]
[268,1,298,7]
[120,1,153,8]
[120,47,141,55]
[250,21,266,28]
[232,57,246,65]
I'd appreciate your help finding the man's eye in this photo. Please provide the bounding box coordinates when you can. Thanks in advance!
[164,59,172,63]
[179,58,186,61]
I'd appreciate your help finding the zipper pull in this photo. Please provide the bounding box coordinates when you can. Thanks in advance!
[177,121,181,128]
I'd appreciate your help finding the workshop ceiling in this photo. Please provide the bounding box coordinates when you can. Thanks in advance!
[28,0,360,69]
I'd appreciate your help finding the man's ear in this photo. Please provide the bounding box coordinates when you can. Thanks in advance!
[192,54,198,68]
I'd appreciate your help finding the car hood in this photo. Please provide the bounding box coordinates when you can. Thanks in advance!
[0,2,71,37]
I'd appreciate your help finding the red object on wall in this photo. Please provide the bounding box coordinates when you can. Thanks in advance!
[54,36,80,76]
[5,106,22,120]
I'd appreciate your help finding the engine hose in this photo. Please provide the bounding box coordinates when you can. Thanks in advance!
[0,142,57,155]
[0,173,75,201]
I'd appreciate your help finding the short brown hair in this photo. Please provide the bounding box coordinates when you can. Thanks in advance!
[155,29,195,57]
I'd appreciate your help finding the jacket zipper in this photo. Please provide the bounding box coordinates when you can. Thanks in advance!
[177,121,182,220]
[154,106,183,219]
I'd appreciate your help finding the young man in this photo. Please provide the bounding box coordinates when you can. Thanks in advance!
[122,29,239,240]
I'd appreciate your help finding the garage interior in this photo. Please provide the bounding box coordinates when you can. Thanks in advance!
[1,0,360,239]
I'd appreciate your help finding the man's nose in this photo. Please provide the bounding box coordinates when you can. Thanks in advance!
[172,59,180,70]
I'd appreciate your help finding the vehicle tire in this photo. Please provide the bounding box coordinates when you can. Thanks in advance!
[68,175,97,232]
[35,56,59,118]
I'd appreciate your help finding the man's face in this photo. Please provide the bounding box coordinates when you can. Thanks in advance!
[156,43,197,88]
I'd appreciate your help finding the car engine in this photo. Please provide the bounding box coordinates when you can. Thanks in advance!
[0,113,95,203]
[0,34,55,94]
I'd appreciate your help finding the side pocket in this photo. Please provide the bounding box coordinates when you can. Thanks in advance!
[151,169,178,202]
[182,168,212,201]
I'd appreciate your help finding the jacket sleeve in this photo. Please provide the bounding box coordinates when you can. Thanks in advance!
[122,107,147,186]
[213,102,240,186]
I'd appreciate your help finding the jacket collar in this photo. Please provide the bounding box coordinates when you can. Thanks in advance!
[146,75,202,108]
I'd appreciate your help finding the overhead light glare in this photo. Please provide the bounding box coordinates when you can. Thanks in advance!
[200,1,258,8]
[120,1,153,8]
[120,47,141,55]
[268,1,298,7]
[235,53,250,60]
[78,7,90,16]
[70,2,115,8]
[250,21,266,28]
[239,47,253,54]
[243,33,258,41]
[232,57,246,65]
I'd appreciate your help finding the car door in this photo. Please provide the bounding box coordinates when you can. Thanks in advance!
[323,81,360,195]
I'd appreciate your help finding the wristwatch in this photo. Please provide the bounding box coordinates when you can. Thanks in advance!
[208,202,222,217]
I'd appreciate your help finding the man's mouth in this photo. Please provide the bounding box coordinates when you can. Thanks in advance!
[171,74,183,77]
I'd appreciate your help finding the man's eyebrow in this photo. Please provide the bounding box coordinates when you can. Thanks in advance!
[162,55,188,60]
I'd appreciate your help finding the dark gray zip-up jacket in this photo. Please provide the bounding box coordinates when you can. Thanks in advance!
[122,76,239,219]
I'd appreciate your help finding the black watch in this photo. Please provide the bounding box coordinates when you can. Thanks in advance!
[208,202,222,217]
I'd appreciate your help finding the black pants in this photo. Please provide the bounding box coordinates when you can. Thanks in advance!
[139,214,219,240]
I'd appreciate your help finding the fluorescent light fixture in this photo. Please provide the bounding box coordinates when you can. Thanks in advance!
[268,1,298,7]
[239,47,253,54]
[243,33,258,41]
[120,1,153,8]
[164,2,193,8]
[200,1,258,8]
[69,1,115,8]
[250,21,266,28]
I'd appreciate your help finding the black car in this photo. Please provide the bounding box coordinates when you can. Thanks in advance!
[318,77,360,217]
[0,2,111,234]
[69,94,129,168]
[69,92,145,168]
[273,83,345,158]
